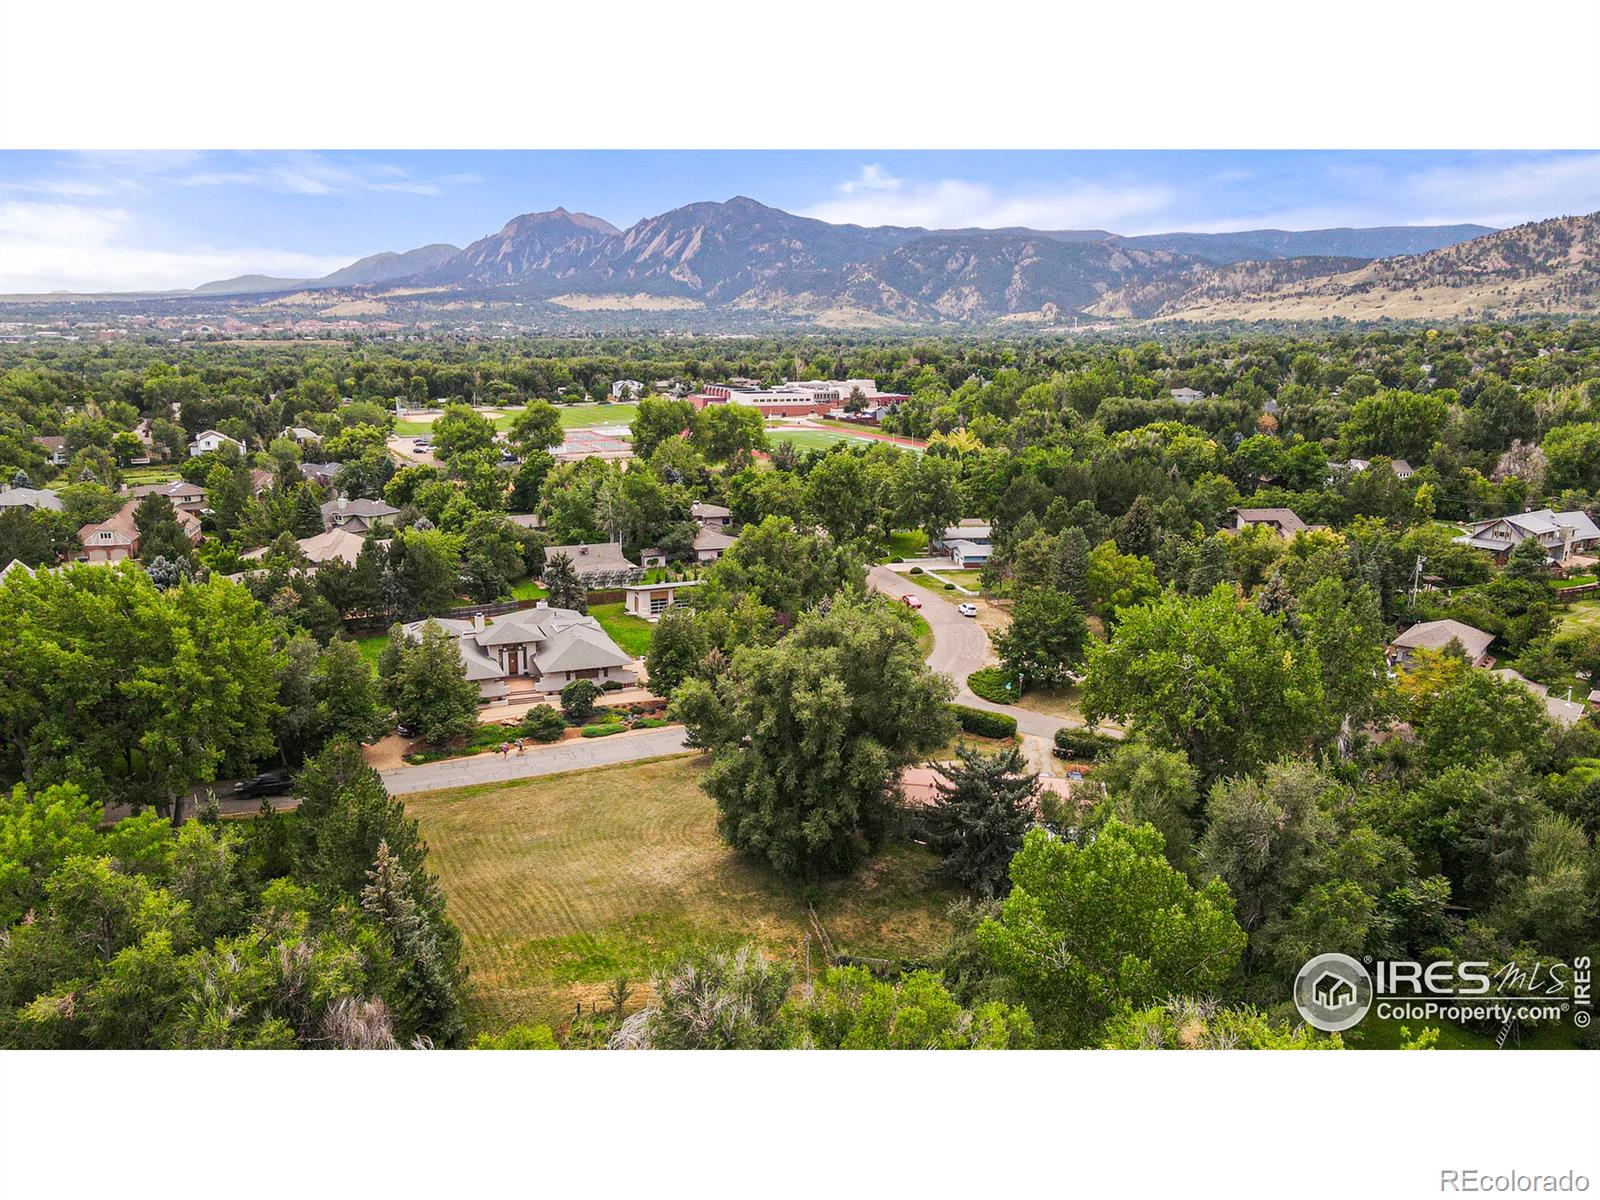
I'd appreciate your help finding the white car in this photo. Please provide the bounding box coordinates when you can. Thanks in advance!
[957,602,979,617]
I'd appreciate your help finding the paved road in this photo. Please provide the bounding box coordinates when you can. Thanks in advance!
[867,565,1116,743]
[379,725,692,795]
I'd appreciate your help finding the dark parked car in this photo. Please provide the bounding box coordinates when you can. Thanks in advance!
[232,770,293,798]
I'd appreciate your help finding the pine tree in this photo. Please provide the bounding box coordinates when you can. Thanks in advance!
[543,551,588,613]
[926,745,1040,898]
[134,492,191,563]
[291,486,325,538]
[1054,527,1090,604]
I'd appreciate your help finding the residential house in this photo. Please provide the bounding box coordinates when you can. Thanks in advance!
[1454,509,1600,565]
[1328,458,1415,481]
[299,462,339,488]
[319,496,400,534]
[1490,669,1588,729]
[240,528,371,569]
[541,541,642,585]
[609,379,643,399]
[248,468,276,497]
[1,559,36,583]
[32,436,68,466]
[622,579,703,620]
[1228,507,1312,538]
[1387,619,1496,670]
[132,418,169,463]
[280,425,321,447]
[691,501,733,529]
[76,498,201,564]
[189,430,246,457]
[506,512,545,531]
[401,604,638,702]
[125,479,206,515]
[1170,387,1206,403]
[933,519,993,569]
[0,485,64,513]
[692,525,737,563]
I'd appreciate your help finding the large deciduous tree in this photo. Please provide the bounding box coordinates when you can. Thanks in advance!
[674,596,955,878]
[978,822,1245,1047]
[995,587,1089,689]
[1083,583,1326,781]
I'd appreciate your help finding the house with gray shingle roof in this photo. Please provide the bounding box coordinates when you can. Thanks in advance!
[401,603,637,701]
[320,496,400,534]
[0,486,64,513]
[1387,619,1496,670]
[1228,507,1313,538]
[540,542,641,584]
[1455,509,1600,565]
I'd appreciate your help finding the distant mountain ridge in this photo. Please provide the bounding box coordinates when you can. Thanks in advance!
[194,242,460,295]
[149,201,1600,325]
[1128,212,1600,322]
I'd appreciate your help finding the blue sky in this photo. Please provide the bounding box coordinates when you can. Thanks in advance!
[1,150,1596,293]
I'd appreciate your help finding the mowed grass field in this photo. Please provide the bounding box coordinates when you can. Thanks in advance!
[405,755,960,1034]
[1558,598,1600,635]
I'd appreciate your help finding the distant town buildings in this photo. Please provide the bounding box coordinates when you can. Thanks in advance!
[687,378,909,419]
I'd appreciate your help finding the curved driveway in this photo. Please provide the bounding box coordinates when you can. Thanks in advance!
[868,565,1113,742]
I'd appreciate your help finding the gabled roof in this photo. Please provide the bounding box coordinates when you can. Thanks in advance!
[1464,509,1600,541]
[693,526,737,552]
[320,496,399,522]
[192,429,244,446]
[543,542,637,573]
[241,528,369,566]
[1231,507,1310,536]
[0,487,64,512]
[1390,619,1495,660]
[1491,669,1588,728]
[691,500,731,520]
[532,625,633,674]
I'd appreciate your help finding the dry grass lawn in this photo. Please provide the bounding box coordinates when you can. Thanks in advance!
[406,755,960,1035]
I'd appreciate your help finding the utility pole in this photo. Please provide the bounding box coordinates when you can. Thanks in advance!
[1410,554,1427,606]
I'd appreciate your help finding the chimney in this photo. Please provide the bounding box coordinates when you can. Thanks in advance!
[473,613,486,632]
[535,600,548,610]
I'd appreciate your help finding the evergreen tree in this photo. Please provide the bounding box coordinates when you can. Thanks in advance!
[926,745,1039,898]
[1054,527,1090,604]
[133,492,191,563]
[290,486,324,538]
[543,551,588,613]
[392,622,478,745]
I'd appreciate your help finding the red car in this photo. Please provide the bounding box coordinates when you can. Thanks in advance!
[902,593,923,610]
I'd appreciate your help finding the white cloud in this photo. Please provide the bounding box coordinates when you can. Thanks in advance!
[1399,153,1600,226]
[173,153,458,198]
[802,168,1178,231]
[0,200,352,293]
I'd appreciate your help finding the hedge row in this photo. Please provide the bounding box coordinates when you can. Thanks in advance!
[950,703,1017,739]
[1053,727,1118,760]
[966,666,1020,704]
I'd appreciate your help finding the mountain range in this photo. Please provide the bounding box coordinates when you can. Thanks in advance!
[70,198,1600,326]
